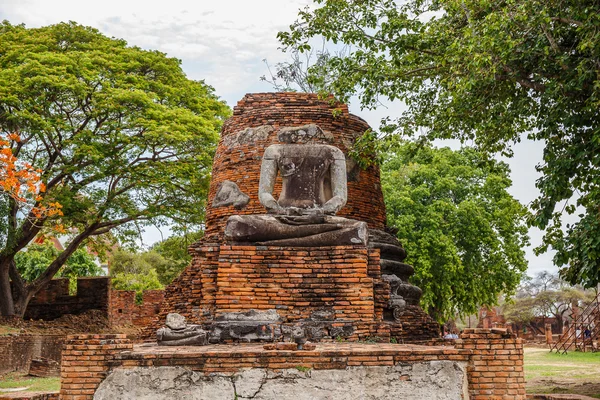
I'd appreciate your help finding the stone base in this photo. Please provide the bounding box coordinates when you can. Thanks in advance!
[97,343,470,400]
[60,329,527,400]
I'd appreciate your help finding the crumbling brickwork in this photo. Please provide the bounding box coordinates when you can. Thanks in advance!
[0,335,65,374]
[59,334,133,400]
[147,244,389,340]
[456,328,526,399]
[109,290,164,327]
[23,277,110,321]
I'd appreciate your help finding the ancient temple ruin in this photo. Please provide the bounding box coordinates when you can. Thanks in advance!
[59,93,527,400]
[149,92,439,343]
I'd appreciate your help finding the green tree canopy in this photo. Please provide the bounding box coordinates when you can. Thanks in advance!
[150,231,202,284]
[0,21,230,317]
[279,0,600,288]
[382,141,529,320]
[108,248,165,303]
[15,240,103,282]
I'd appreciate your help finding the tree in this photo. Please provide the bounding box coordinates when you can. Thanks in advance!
[150,231,203,284]
[382,141,529,320]
[108,249,164,302]
[279,0,600,288]
[504,272,595,333]
[0,22,230,317]
[111,269,163,304]
[15,240,103,294]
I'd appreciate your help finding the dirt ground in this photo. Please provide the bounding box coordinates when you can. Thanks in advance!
[525,347,600,399]
[0,310,140,336]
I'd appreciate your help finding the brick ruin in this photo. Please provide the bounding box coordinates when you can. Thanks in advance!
[23,277,110,321]
[60,328,526,399]
[148,92,439,343]
[58,93,526,399]
[17,276,163,328]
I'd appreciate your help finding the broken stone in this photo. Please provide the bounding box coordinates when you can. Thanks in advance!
[222,125,274,148]
[165,313,186,330]
[215,309,281,322]
[212,180,250,209]
[277,124,333,143]
[157,313,208,346]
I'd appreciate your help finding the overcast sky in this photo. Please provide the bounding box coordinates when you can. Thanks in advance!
[0,0,562,276]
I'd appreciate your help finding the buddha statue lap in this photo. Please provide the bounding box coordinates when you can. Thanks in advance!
[224,135,367,246]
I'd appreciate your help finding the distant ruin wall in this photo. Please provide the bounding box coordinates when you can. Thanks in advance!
[17,276,163,327]
[0,334,65,374]
[23,277,110,321]
[109,290,164,327]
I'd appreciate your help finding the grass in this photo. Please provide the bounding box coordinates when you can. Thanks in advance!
[0,325,21,335]
[0,372,60,393]
[524,347,600,398]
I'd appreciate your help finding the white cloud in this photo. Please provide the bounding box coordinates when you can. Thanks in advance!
[0,0,311,105]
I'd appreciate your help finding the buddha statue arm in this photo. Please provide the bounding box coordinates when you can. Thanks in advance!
[258,146,284,213]
[322,148,348,215]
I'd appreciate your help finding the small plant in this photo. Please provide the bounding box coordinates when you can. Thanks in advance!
[295,365,311,372]
[360,336,383,344]
[335,335,345,343]
[390,337,398,344]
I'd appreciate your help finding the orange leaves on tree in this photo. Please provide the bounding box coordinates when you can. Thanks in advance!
[1,133,63,222]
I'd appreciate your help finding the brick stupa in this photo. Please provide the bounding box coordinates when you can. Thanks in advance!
[149,92,439,343]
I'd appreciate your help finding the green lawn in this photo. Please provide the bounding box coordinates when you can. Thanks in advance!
[525,347,600,398]
[0,372,60,393]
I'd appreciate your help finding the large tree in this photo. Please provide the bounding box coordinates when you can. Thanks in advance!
[382,141,529,320]
[279,0,600,287]
[0,22,230,317]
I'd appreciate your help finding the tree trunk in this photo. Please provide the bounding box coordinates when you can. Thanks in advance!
[0,264,16,316]
[12,288,34,318]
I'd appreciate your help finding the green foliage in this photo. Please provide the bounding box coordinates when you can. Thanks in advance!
[279,0,600,288]
[111,268,163,303]
[0,21,229,316]
[504,272,595,329]
[150,231,202,284]
[15,240,103,282]
[382,141,529,320]
[110,232,200,285]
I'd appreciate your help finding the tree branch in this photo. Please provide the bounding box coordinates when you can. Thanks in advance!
[551,17,583,27]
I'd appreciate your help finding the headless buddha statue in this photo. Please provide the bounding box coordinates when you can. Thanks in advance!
[224,136,367,246]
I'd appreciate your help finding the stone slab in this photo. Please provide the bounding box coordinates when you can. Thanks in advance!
[95,362,468,400]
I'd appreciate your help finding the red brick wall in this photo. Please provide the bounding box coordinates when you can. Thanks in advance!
[0,335,65,374]
[214,245,375,321]
[147,244,387,336]
[204,92,387,241]
[22,277,110,321]
[109,290,164,327]
[456,328,526,399]
[60,334,133,400]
